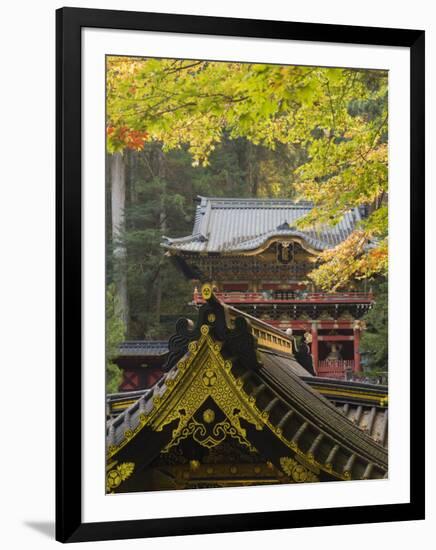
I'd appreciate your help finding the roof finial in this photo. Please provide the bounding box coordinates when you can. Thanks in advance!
[201,282,214,301]
[277,221,291,230]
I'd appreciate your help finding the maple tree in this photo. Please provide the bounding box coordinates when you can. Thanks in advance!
[106,56,388,292]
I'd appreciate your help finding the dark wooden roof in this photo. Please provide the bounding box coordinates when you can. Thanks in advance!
[107,377,388,449]
[303,377,388,447]
[106,285,387,490]
[118,340,169,357]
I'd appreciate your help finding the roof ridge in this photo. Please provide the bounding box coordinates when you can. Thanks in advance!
[197,195,313,206]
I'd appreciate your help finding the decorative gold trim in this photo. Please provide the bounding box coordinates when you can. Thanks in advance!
[161,461,286,488]
[232,236,322,257]
[107,330,263,460]
[107,330,371,481]
[201,283,213,300]
[110,400,136,410]
[313,387,388,403]
[203,408,215,424]
[106,462,135,493]
[280,457,319,483]
[162,417,257,453]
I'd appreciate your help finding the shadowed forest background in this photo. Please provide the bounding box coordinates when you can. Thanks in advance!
[105,58,389,390]
[106,137,307,338]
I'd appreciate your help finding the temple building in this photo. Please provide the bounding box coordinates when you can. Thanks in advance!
[106,198,388,493]
[114,341,169,392]
[106,286,388,493]
[162,196,374,380]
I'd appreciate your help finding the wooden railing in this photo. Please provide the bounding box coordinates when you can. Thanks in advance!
[225,304,294,356]
[317,360,354,380]
[193,290,373,305]
[198,283,295,356]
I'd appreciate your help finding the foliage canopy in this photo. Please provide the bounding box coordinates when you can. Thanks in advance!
[107,57,388,289]
[360,281,388,372]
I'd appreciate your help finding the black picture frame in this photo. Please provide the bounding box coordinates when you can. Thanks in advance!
[56,7,425,543]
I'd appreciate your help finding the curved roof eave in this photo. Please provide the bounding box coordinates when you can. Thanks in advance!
[229,228,331,253]
[161,229,332,253]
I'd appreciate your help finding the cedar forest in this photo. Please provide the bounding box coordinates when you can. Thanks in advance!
[105,57,388,391]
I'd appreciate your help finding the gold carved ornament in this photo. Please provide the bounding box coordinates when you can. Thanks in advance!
[157,327,261,453]
[106,461,135,493]
[107,325,360,482]
[107,325,263,461]
[279,457,319,483]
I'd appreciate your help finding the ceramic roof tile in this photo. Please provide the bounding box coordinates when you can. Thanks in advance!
[162,196,361,253]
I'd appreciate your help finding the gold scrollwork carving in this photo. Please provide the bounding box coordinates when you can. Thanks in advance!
[147,333,265,450]
[163,416,257,453]
[188,341,198,353]
[107,331,263,460]
[106,327,354,483]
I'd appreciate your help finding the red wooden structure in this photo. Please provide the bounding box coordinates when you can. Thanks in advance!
[163,198,375,381]
[192,289,368,380]
[317,360,354,380]
[193,290,373,305]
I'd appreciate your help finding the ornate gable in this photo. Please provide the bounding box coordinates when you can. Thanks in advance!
[106,285,387,493]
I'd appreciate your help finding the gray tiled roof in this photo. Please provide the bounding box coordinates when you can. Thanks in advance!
[162,196,362,253]
[118,341,169,356]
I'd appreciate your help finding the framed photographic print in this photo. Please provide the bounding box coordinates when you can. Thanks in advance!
[56,7,425,543]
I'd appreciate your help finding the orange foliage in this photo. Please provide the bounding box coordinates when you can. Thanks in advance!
[309,230,388,291]
[107,126,149,151]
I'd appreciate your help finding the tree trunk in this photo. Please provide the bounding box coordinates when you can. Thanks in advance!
[247,141,259,197]
[155,149,166,324]
[110,152,129,329]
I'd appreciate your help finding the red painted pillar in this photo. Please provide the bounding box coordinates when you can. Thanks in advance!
[353,323,361,372]
[311,323,318,375]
